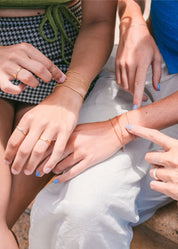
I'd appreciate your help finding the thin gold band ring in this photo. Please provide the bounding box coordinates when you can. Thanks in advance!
[39,137,51,145]
[14,66,22,79]
[16,126,28,136]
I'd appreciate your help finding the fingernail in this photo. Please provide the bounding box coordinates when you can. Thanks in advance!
[4,159,10,165]
[158,83,160,91]
[24,169,31,175]
[53,179,60,184]
[59,75,66,83]
[43,167,51,174]
[36,171,40,177]
[126,124,134,131]
[133,104,137,110]
[11,168,18,175]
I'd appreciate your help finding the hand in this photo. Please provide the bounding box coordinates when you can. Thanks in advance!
[126,125,178,201]
[4,86,83,176]
[0,43,66,94]
[115,23,162,108]
[42,119,128,183]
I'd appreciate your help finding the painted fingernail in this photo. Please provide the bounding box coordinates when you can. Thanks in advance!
[24,170,31,175]
[53,179,60,184]
[158,83,160,91]
[126,124,134,131]
[133,104,137,110]
[59,75,66,83]
[36,171,40,177]
[4,159,10,165]
[43,167,51,174]
[11,168,18,175]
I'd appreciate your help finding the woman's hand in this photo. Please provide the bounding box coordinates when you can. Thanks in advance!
[127,125,178,201]
[38,116,134,183]
[4,86,83,176]
[0,43,65,94]
[115,23,162,108]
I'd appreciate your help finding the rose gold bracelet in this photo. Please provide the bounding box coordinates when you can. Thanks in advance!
[109,118,124,148]
[54,84,84,101]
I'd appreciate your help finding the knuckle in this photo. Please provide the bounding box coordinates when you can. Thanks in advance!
[33,147,44,157]
[19,42,32,50]
[35,64,46,75]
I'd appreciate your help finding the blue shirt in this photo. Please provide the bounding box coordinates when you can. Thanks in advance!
[151,0,178,74]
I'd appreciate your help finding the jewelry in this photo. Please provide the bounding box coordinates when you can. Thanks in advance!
[55,84,84,101]
[39,137,51,145]
[14,66,22,79]
[16,126,27,136]
[153,168,159,181]
[109,118,124,148]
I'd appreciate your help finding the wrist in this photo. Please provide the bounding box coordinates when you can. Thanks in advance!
[110,113,136,148]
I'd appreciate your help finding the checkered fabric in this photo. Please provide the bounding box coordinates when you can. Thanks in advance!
[0,1,81,104]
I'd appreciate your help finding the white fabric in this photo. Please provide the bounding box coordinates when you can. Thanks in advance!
[29,46,178,249]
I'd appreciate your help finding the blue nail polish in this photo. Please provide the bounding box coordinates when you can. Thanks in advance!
[133,104,137,110]
[158,83,160,91]
[36,171,40,177]
[53,179,59,184]
[126,124,134,131]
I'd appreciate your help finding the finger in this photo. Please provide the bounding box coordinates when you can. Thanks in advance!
[21,58,53,83]
[23,130,55,175]
[150,167,166,182]
[133,65,148,108]
[25,46,66,83]
[35,144,55,177]
[115,63,121,86]
[42,135,67,174]
[0,77,26,95]
[150,181,178,201]
[53,153,81,175]
[4,125,29,165]
[10,127,44,175]
[145,151,168,167]
[126,125,174,150]
[152,54,162,91]
[127,62,136,94]
[53,159,91,183]
[120,66,129,90]
[16,68,39,88]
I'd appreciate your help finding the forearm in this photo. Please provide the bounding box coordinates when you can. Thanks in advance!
[114,91,178,146]
[127,91,178,129]
[69,21,115,87]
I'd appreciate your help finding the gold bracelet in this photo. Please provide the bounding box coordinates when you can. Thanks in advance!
[55,84,84,101]
[109,118,124,148]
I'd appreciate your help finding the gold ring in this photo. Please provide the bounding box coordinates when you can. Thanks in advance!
[153,168,159,181]
[16,126,28,136]
[14,67,22,79]
[39,137,51,145]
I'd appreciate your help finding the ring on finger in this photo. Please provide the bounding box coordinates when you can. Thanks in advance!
[14,66,23,79]
[16,126,28,136]
[39,137,51,145]
[153,168,159,181]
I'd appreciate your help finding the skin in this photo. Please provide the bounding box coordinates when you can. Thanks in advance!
[116,0,162,108]
[126,125,178,202]
[0,0,117,248]
[43,91,178,182]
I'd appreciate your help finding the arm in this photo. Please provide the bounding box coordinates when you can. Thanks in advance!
[46,91,178,182]
[4,0,117,176]
[116,0,162,108]
[126,125,178,202]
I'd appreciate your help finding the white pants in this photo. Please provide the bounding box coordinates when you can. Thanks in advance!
[29,48,178,249]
